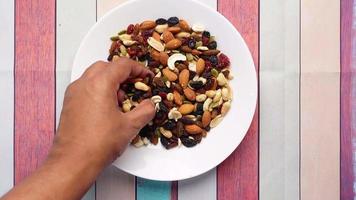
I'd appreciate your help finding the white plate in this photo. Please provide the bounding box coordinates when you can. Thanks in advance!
[72,0,257,181]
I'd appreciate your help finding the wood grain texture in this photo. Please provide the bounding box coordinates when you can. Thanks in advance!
[259,0,300,199]
[95,1,136,199]
[96,166,135,200]
[341,0,355,199]
[217,0,259,199]
[0,0,14,195]
[300,0,340,199]
[176,0,217,199]
[136,179,171,200]
[14,0,56,183]
[56,0,97,199]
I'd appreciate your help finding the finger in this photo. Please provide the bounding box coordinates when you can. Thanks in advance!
[117,89,125,104]
[81,61,108,78]
[104,57,154,87]
[124,99,155,131]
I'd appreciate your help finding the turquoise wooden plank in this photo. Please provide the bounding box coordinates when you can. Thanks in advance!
[56,0,97,199]
[137,179,171,200]
[259,0,300,199]
[0,0,14,195]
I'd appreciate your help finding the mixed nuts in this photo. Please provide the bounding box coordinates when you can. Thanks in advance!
[108,17,233,149]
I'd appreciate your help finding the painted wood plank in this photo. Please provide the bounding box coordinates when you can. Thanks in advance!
[95,1,136,199]
[217,0,259,199]
[300,0,340,199]
[136,179,171,200]
[177,1,217,200]
[341,0,355,199]
[14,0,56,183]
[0,0,14,195]
[259,0,300,199]
[56,0,97,199]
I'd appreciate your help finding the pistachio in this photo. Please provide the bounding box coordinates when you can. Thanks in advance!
[192,24,205,32]
[167,93,174,101]
[221,101,231,116]
[196,94,207,102]
[118,34,132,41]
[168,53,186,70]
[160,127,173,138]
[217,73,228,86]
[147,37,165,52]
[186,53,194,61]
[151,95,162,104]
[210,115,223,128]
[168,108,182,121]
[155,24,168,33]
[222,87,230,101]
[211,68,219,77]
[135,81,150,91]
[120,45,127,56]
[205,90,216,98]
[203,98,213,111]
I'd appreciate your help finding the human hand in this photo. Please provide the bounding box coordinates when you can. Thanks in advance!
[52,58,155,167]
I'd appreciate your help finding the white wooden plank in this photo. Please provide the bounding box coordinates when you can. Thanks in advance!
[95,1,136,199]
[0,0,14,196]
[259,0,300,199]
[56,0,97,199]
[178,1,217,199]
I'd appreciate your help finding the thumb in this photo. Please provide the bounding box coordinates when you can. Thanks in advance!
[124,99,155,132]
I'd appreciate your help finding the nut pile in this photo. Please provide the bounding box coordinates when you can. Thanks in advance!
[108,17,233,149]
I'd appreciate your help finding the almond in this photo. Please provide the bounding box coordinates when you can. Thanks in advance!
[178,104,195,115]
[185,124,203,134]
[196,58,205,75]
[181,45,192,53]
[192,49,202,55]
[179,69,189,88]
[162,30,174,43]
[151,49,160,61]
[179,20,191,32]
[152,31,161,41]
[183,88,196,101]
[140,20,156,30]
[167,26,181,34]
[162,68,178,81]
[202,111,212,127]
[159,51,169,66]
[202,50,220,56]
[165,39,182,50]
[173,90,182,105]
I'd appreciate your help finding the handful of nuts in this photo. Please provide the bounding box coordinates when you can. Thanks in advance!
[108,17,233,149]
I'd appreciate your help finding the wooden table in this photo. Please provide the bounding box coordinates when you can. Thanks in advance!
[0,0,350,199]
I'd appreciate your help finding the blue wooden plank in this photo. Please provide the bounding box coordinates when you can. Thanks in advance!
[136,179,171,200]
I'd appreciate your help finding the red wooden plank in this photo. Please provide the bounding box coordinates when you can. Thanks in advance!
[171,181,178,200]
[217,0,259,199]
[341,0,355,199]
[15,0,56,183]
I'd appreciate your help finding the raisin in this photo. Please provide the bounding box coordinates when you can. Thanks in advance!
[163,120,176,130]
[160,136,178,149]
[159,102,169,113]
[209,55,219,66]
[189,71,197,80]
[188,39,196,49]
[201,71,211,79]
[202,31,210,38]
[107,54,114,61]
[207,41,217,49]
[155,18,167,25]
[180,135,198,147]
[127,24,135,34]
[189,81,204,90]
[180,117,195,125]
[167,17,179,26]
[204,78,214,90]
[202,36,210,46]
[141,29,154,37]
[196,103,204,111]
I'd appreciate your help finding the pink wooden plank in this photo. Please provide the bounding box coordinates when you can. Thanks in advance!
[341,0,355,198]
[217,0,259,199]
[14,0,56,183]
[171,181,178,200]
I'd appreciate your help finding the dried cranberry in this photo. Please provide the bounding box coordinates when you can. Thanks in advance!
[202,36,210,46]
[127,48,137,57]
[205,60,212,69]
[202,31,210,38]
[155,18,167,25]
[209,55,219,66]
[158,92,167,99]
[148,60,160,67]
[141,29,153,37]
[207,41,217,49]
[218,53,231,68]
[127,24,135,34]
[167,17,179,26]
[188,39,196,49]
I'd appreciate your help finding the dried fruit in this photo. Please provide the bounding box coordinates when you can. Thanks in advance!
[155,18,167,25]
[168,17,179,26]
